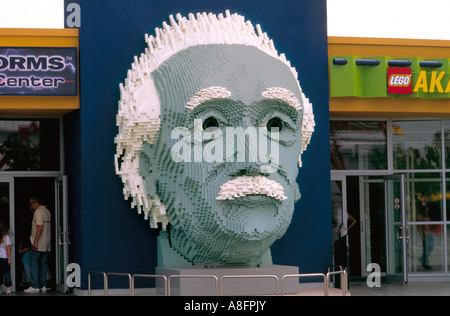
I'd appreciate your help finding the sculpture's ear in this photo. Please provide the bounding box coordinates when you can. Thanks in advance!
[298,94,315,168]
[131,143,169,229]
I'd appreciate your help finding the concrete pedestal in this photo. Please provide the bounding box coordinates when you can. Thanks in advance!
[156,265,299,296]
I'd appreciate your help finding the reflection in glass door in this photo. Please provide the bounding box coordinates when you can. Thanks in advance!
[384,174,408,284]
[331,174,351,283]
[406,173,444,274]
[360,177,386,276]
[331,176,346,246]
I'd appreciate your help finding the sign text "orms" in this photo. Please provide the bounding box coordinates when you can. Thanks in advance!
[0,56,66,71]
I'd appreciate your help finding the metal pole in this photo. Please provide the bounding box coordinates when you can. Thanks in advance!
[106,273,132,296]
[88,271,108,296]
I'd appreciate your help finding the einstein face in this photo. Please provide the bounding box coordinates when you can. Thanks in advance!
[139,44,305,265]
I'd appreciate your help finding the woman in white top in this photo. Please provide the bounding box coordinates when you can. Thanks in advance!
[0,221,12,295]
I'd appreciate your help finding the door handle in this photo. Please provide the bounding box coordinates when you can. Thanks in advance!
[58,228,71,246]
[405,224,410,243]
[396,224,403,242]
[396,223,410,243]
[58,227,64,246]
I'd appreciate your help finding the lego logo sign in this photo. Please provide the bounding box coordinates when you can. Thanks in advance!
[388,67,412,94]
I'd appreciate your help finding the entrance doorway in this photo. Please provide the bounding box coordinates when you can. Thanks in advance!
[332,174,409,283]
[0,176,69,293]
[14,177,56,292]
[331,119,450,281]
[347,175,387,278]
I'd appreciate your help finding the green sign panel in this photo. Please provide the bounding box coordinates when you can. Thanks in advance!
[330,55,450,98]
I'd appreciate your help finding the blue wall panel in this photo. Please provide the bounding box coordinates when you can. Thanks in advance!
[74,0,331,289]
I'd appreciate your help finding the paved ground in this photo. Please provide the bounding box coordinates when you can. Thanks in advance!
[349,282,450,296]
[295,281,450,296]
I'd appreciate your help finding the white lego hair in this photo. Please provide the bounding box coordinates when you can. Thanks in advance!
[115,11,314,229]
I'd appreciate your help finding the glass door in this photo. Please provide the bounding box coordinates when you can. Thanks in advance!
[331,175,347,245]
[384,174,408,284]
[55,176,69,293]
[360,176,386,276]
[331,174,350,288]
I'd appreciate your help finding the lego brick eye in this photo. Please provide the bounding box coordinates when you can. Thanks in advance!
[202,117,220,131]
[266,117,283,132]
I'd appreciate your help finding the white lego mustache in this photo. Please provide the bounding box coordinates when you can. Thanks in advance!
[216,175,287,201]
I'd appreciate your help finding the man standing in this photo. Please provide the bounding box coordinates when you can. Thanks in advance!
[24,196,51,294]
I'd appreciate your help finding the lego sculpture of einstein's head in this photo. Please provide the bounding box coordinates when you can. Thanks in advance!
[115,11,314,267]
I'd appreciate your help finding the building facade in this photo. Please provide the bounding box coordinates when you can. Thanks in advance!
[0,0,331,293]
[329,37,450,282]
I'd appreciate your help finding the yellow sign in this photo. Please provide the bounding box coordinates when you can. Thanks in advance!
[413,71,450,93]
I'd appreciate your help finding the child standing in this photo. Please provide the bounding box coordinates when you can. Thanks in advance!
[19,240,31,287]
[0,221,12,295]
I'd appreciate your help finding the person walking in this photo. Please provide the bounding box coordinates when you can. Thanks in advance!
[24,196,51,294]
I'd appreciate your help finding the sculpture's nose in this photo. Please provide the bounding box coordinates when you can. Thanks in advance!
[221,116,280,175]
[229,165,270,178]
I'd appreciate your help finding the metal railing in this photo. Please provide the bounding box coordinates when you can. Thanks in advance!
[220,275,279,296]
[105,273,132,296]
[282,273,327,296]
[132,274,168,296]
[88,272,167,296]
[327,269,348,296]
[87,269,348,296]
[88,271,107,296]
[168,275,219,296]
